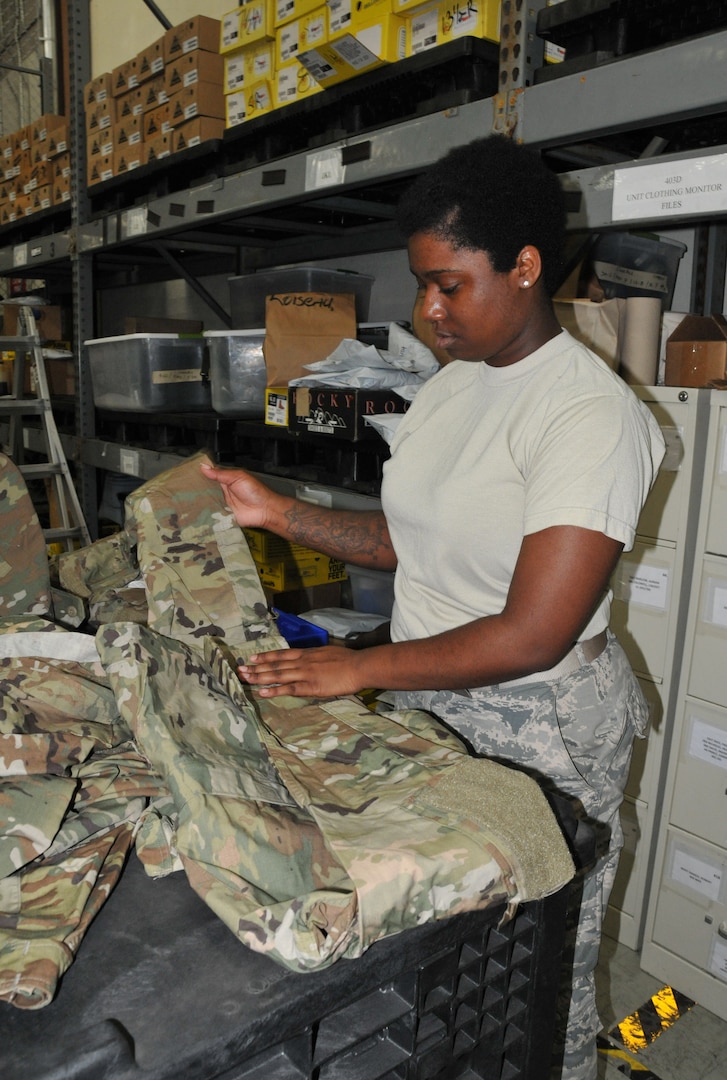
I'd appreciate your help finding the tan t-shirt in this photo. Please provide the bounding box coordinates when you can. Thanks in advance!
[382,330,665,644]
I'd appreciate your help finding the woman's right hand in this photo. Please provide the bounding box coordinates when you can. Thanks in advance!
[200,462,281,530]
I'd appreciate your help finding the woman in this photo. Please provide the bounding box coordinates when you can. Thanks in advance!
[201,135,665,1080]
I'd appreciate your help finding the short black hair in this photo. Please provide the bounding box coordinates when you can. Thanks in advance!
[396,136,566,296]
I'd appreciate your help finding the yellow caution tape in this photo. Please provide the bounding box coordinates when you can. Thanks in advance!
[609,985,696,1054]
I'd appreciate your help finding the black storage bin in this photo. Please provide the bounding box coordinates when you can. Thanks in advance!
[2,854,571,1080]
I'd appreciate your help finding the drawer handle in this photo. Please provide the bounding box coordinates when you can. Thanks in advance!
[718,922,727,940]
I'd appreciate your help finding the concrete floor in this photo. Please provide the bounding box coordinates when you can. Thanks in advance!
[595,936,727,1079]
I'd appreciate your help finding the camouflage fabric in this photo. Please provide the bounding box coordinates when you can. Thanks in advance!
[98,621,574,971]
[0,621,165,1009]
[0,453,51,618]
[394,632,648,1080]
[122,451,286,659]
[54,529,148,628]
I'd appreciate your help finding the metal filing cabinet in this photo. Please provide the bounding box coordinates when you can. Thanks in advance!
[604,386,710,951]
[641,394,727,1020]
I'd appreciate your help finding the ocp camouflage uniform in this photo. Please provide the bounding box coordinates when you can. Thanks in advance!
[394,635,648,1080]
[100,453,573,969]
[0,452,575,1007]
[0,453,51,618]
[0,621,165,1009]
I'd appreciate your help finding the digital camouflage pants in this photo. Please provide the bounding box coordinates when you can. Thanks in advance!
[395,632,649,1080]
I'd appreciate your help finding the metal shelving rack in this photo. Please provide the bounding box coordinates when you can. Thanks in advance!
[2,4,727,525]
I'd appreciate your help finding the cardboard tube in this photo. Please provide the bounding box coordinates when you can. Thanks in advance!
[618,296,662,386]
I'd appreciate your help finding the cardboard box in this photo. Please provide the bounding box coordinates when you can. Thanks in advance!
[164,16,222,62]
[289,386,409,440]
[86,98,116,133]
[115,114,144,149]
[23,161,51,194]
[224,49,247,94]
[299,11,406,85]
[244,526,327,562]
[87,152,114,186]
[144,103,173,139]
[87,126,115,159]
[143,132,172,164]
[240,0,277,45]
[85,72,113,105]
[140,76,168,112]
[243,79,275,120]
[221,6,244,53]
[165,48,224,95]
[47,119,69,157]
[44,355,75,396]
[117,87,144,120]
[253,551,348,591]
[265,387,290,426]
[406,2,441,54]
[137,35,166,82]
[665,314,727,388]
[168,82,226,126]
[114,145,144,176]
[111,57,140,97]
[172,117,225,152]
[265,580,343,614]
[275,60,322,106]
[3,303,65,341]
[29,185,52,213]
[276,0,322,27]
[225,89,248,127]
[327,0,354,39]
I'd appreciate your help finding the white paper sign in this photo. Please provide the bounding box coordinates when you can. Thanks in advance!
[711,585,727,629]
[689,717,727,771]
[625,565,669,609]
[305,148,344,190]
[613,154,727,222]
[710,938,727,983]
[670,845,722,901]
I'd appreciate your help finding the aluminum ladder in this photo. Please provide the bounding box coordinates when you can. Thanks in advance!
[0,304,91,551]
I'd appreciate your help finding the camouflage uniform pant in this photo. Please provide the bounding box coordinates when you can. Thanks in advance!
[394,632,649,1080]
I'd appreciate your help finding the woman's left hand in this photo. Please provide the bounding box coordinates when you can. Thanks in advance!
[239,646,367,699]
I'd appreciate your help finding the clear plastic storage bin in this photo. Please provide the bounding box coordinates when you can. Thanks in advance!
[345,563,395,617]
[204,329,267,417]
[85,334,210,412]
[229,267,374,327]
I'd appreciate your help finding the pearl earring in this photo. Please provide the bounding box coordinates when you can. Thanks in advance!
[522,280,529,287]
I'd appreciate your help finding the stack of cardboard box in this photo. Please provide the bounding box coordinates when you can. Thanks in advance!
[85,15,225,186]
[0,115,69,224]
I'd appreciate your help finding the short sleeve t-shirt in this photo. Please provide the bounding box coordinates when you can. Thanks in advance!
[381,330,665,644]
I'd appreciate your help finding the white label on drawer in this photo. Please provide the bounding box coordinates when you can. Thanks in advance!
[708,583,727,629]
[689,717,727,770]
[122,205,148,237]
[661,426,684,472]
[670,844,723,901]
[710,938,727,982]
[305,147,343,190]
[120,449,140,476]
[152,368,203,384]
[13,243,28,266]
[612,153,727,222]
[621,564,669,609]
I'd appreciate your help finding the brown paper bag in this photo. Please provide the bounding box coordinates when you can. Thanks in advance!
[263,292,357,386]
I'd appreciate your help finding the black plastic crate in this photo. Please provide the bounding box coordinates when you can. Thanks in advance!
[2,854,569,1079]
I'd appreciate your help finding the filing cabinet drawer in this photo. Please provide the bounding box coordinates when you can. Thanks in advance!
[637,396,693,544]
[669,697,727,848]
[652,827,727,992]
